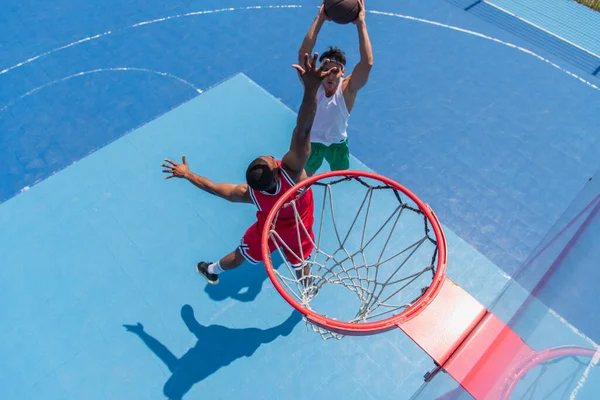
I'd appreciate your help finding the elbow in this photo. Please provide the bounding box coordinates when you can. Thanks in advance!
[357,58,373,73]
[301,147,311,159]
[361,49,374,67]
[223,194,237,203]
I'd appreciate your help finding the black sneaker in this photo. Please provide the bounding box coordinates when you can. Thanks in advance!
[197,261,219,285]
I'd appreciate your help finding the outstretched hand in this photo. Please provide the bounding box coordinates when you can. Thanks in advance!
[293,52,338,92]
[162,156,190,179]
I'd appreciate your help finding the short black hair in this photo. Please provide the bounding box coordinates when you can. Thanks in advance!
[246,157,276,192]
[320,46,346,66]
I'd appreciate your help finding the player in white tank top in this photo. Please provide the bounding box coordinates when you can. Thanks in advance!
[298,0,373,175]
[311,77,349,146]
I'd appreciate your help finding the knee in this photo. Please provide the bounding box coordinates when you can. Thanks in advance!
[233,248,247,266]
[220,248,247,270]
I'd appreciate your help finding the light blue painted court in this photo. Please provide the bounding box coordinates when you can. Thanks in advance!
[1,0,600,399]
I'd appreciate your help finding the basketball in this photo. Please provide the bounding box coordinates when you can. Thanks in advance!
[324,0,361,25]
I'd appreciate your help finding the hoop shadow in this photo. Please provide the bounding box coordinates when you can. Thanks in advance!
[123,304,301,400]
[203,252,285,302]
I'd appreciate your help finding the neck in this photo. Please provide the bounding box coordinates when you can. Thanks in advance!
[324,84,337,97]
[264,180,278,194]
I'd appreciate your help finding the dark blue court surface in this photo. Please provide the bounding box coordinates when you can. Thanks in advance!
[1,0,599,399]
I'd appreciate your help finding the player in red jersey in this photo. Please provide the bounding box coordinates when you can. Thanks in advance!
[162,53,337,286]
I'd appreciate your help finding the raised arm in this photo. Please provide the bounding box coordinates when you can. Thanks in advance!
[347,0,373,94]
[298,4,328,64]
[162,156,252,204]
[282,53,337,182]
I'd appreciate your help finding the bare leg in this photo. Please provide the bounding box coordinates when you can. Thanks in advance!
[294,264,311,280]
[294,264,313,286]
[219,248,246,271]
[295,263,317,297]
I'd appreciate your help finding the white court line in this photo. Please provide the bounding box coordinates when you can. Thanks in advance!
[369,10,600,92]
[0,67,202,114]
[0,5,301,76]
[571,349,600,399]
[483,0,600,61]
[549,309,598,348]
[0,4,598,94]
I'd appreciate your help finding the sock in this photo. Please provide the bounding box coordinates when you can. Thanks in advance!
[207,261,224,275]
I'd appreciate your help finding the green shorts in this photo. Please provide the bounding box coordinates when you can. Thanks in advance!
[305,140,350,174]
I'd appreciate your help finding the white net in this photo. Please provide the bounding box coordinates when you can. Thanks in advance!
[267,174,441,340]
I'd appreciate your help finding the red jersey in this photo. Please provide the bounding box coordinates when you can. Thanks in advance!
[248,161,314,230]
[239,161,315,266]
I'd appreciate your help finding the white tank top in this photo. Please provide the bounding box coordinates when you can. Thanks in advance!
[310,79,349,146]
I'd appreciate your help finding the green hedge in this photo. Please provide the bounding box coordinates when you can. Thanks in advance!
[576,0,600,11]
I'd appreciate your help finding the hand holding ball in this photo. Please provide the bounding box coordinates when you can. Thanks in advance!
[323,0,361,25]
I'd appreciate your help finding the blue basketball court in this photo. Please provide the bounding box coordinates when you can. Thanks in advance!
[1,0,600,399]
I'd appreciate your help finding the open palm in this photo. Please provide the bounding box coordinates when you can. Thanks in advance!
[293,52,338,91]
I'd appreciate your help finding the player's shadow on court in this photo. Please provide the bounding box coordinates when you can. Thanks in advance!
[203,253,285,302]
[123,304,301,400]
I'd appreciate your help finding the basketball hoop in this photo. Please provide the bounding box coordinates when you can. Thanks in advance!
[261,170,447,339]
[498,346,600,400]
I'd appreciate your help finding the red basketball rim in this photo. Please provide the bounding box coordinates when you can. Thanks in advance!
[499,346,597,399]
[261,170,448,336]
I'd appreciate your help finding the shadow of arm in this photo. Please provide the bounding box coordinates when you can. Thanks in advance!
[124,323,178,372]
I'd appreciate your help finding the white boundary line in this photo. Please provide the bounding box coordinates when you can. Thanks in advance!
[0,5,302,76]
[549,309,599,348]
[0,4,598,94]
[369,10,600,91]
[0,67,201,114]
[483,0,600,61]
[570,349,600,399]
